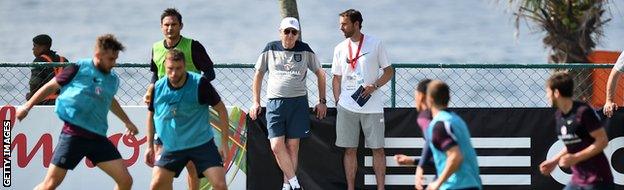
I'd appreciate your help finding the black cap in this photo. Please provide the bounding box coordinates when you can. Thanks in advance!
[32,34,52,47]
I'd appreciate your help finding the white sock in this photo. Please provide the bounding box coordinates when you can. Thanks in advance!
[288,177,301,188]
[282,183,291,190]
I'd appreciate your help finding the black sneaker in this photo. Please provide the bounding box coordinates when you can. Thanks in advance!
[292,187,303,190]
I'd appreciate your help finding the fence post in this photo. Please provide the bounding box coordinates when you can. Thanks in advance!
[391,71,396,108]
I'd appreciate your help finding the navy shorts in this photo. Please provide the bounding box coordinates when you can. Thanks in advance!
[154,135,162,145]
[266,96,310,139]
[154,135,205,178]
[52,132,122,170]
[155,139,223,178]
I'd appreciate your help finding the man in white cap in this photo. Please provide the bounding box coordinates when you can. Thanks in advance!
[250,17,327,190]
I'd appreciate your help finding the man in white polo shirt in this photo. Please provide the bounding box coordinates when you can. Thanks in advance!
[331,9,394,190]
[603,52,624,118]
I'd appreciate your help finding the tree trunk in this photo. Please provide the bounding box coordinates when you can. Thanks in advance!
[550,48,593,102]
[278,0,302,40]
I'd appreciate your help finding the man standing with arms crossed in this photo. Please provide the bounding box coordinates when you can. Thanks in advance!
[143,8,217,190]
[249,17,327,190]
[17,34,137,190]
[145,49,229,190]
[331,9,394,190]
[542,72,614,190]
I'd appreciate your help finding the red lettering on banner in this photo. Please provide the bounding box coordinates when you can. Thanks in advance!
[0,105,16,130]
[0,133,53,168]
[119,134,146,167]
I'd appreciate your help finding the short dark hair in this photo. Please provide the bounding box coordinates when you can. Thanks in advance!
[95,34,125,52]
[547,71,574,98]
[427,80,450,108]
[339,9,363,28]
[166,49,185,63]
[33,34,52,48]
[161,8,183,24]
[416,79,432,93]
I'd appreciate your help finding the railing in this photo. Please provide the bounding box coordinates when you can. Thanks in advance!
[0,62,614,108]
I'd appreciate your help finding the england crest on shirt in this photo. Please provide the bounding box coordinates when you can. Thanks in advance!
[294,53,302,62]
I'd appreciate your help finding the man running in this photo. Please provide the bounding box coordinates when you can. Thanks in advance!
[424,80,481,190]
[393,79,434,190]
[541,72,614,190]
[16,34,137,190]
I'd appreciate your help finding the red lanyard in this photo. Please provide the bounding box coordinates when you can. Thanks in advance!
[348,34,364,70]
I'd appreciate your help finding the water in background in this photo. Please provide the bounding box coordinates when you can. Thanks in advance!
[1,0,623,107]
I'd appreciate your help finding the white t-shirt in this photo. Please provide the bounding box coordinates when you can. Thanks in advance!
[331,34,391,113]
[614,52,624,72]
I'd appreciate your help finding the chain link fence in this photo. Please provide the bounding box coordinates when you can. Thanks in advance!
[0,62,616,109]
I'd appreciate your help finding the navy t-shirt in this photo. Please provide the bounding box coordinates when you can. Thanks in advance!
[417,109,434,166]
[430,120,458,152]
[555,101,613,185]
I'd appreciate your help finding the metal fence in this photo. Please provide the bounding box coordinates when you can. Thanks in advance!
[0,62,615,108]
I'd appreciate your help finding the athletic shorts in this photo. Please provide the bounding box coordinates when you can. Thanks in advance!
[52,132,122,170]
[154,134,162,145]
[153,135,205,178]
[335,105,385,149]
[155,139,223,178]
[266,95,310,139]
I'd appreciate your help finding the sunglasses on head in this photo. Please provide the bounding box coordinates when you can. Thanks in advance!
[283,28,298,35]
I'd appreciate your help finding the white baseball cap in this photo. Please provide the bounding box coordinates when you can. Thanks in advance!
[279,17,300,31]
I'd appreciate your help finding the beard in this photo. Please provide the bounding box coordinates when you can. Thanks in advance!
[95,63,111,74]
[550,100,557,109]
[169,76,181,85]
[342,30,353,38]
[168,73,187,87]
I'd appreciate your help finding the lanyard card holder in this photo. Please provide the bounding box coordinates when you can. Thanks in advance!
[350,85,370,107]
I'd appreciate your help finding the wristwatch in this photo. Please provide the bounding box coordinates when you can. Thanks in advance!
[373,83,380,89]
[319,98,327,104]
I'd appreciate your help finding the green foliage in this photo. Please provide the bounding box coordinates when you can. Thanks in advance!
[509,0,611,63]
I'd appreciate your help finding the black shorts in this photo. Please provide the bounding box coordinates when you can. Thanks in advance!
[52,132,122,170]
[154,136,205,178]
[156,139,223,178]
